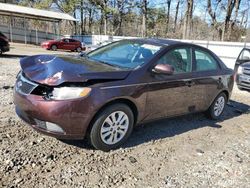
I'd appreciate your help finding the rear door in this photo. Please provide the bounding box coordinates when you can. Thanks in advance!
[145,46,197,120]
[58,39,68,50]
[191,47,224,110]
[69,39,79,50]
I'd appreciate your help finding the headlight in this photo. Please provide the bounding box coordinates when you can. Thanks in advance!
[238,66,244,74]
[50,87,91,100]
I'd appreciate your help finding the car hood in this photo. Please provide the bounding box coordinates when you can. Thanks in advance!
[20,55,131,86]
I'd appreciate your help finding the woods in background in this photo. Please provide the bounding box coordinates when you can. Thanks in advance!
[5,0,250,41]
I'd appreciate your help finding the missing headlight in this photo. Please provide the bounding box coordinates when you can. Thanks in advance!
[31,85,53,99]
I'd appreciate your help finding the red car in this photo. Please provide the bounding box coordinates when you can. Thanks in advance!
[41,38,85,52]
[0,31,10,54]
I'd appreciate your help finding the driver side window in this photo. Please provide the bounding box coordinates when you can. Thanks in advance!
[157,48,192,74]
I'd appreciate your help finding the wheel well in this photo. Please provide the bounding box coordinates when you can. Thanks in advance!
[221,90,229,101]
[87,98,138,133]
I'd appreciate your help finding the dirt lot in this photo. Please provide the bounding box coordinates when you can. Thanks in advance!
[0,43,250,188]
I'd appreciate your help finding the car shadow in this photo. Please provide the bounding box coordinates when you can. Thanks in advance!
[0,54,27,59]
[60,100,250,150]
[124,100,250,148]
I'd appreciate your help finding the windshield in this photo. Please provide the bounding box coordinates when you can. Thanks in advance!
[87,40,162,69]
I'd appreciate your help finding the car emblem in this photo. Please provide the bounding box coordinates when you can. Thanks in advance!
[17,81,22,87]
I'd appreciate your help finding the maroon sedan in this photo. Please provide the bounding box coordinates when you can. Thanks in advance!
[41,38,84,52]
[14,39,234,151]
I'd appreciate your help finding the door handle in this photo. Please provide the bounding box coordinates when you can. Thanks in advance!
[185,80,195,87]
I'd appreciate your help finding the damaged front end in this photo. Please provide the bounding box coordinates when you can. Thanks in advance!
[15,71,90,100]
[14,54,132,139]
[14,72,102,139]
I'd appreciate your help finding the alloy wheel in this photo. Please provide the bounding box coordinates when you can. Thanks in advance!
[100,111,129,145]
[214,96,225,116]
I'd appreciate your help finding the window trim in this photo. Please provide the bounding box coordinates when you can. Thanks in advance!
[153,46,193,75]
[193,47,221,73]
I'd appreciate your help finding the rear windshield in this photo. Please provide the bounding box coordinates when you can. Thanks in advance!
[0,32,6,38]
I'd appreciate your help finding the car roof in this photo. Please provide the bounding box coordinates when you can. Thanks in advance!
[125,38,182,46]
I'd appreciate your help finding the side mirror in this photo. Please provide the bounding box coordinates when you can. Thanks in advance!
[153,64,174,75]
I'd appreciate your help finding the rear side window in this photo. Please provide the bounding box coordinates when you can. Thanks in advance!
[157,47,192,74]
[238,49,250,61]
[63,39,69,43]
[195,49,218,71]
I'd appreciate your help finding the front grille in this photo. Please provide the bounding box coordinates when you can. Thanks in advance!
[241,81,250,85]
[15,72,38,95]
[243,68,250,76]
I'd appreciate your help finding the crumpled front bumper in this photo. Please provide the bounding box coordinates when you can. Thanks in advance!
[14,89,94,140]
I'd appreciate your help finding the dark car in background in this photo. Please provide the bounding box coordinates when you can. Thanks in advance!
[0,32,10,54]
[234,48,250,91]
[41,38,85,52]
[14,39,234,151]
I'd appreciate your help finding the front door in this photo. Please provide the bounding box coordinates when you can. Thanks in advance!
[235,48,250,71]
[61,39,74,50]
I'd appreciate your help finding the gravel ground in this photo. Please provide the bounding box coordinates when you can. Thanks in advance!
[0,44,250,188]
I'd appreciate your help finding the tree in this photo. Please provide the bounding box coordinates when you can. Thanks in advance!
[222,0,236,41]
[140,0,148,37]
[182,0,193,39]
[173,0,181,33]
[165,0,171,34]
[5,0,248,41]
[207,0,223,40]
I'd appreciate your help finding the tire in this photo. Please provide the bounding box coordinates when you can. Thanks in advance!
[76,47,82,52]
[237,86,243,90]
[51,45,57,51]
[206,92,227,120]
[89,103,134,151]
[0,48,2,55]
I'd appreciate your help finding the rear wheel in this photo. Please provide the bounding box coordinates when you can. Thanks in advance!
[76,47,82,52]
[51,45,57,51]
[89,103,134,151]
[206,92,227,120]
[0,48,2,55]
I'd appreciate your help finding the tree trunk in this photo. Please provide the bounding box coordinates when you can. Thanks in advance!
[88,8,93,33]
[182,0,193,39]
[141,0,147,37]
[80,0,84,35]
[173,0,180,33]
[166,0,171,35]
[222,0,236,41]
[104,16,107,35]
[228,0,241,39]
[73,10,77,35]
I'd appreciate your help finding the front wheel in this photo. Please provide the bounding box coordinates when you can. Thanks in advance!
[206,92,227,120]
[89,103,134,151]
[51,45,57,51]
